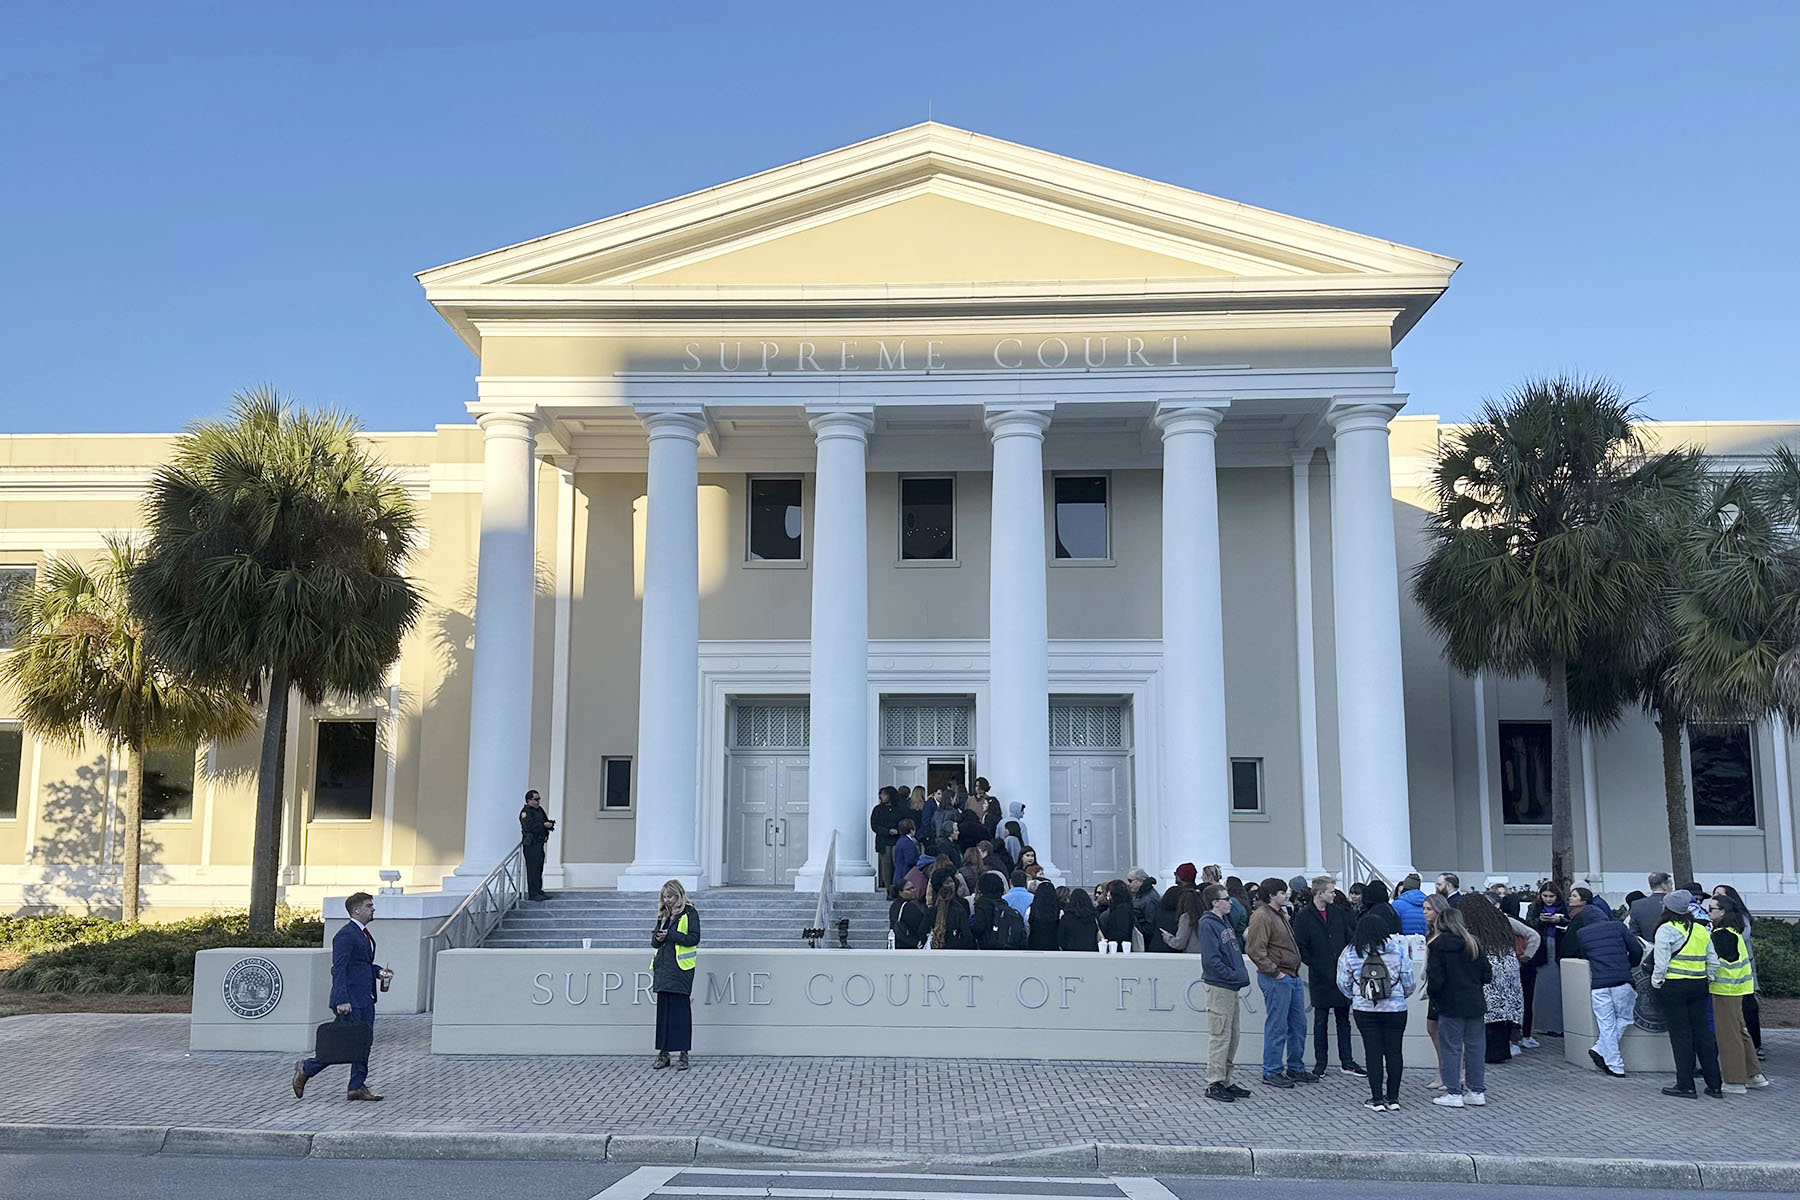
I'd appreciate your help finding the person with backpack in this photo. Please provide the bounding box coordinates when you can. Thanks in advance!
[929,878,975,950]
[972,872,1027,950]
[888,878,930,949]
[1336,911,1417,1111]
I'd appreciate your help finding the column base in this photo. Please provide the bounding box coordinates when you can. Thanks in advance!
[793,859,876,894]
[616,863,705,892]
[1780,875,1800,895]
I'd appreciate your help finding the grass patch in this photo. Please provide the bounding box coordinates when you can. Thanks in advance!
[0,909,322,995]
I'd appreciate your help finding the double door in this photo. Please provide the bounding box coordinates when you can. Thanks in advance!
[723,754,809,885]
[1048,753,1133,886]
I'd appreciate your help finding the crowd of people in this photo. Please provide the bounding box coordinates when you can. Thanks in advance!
[877,784,1778,1111]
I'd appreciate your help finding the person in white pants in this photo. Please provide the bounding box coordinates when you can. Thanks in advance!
[1561,891,1645,1077]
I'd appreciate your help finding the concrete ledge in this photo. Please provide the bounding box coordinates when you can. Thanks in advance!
[1099,1143,1253,1177]
[607,1134,698,1163]
[1698,1162,1800,1193]
[695,1137,808,1163]
[1474,1154,1701,1189]
[1254,1148,1476,1182]
[164,1128,314,1158]
[310,1130,608,1161]
[0,1124,168,1155]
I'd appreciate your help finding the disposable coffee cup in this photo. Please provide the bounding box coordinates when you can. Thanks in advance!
[581,937,592,949]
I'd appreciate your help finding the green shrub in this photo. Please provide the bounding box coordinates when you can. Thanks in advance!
[1756,917,1800,998]
[0,908,322,995]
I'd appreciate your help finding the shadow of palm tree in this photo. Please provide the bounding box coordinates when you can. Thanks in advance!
[19,756,169,918]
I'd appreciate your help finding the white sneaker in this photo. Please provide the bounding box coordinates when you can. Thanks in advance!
[1432,1093,1465,1108]
[1748,1075,1771,1088]
[1463,1091,1487,1106]
[1722,1083,1749,1094]
[1519,1037,1540,1049]
[1509,1044,1522,1058]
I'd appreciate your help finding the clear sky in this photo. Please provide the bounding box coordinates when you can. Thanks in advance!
[3,3,1795,434]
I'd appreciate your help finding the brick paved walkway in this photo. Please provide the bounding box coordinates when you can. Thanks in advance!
[0,1014,1793,1162]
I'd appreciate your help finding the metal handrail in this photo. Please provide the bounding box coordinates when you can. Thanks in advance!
[1339,835,1390,888]
[810,830,838,947]
[423,842,526,1009]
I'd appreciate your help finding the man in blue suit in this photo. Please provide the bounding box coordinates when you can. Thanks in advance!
[293,891,392,1101]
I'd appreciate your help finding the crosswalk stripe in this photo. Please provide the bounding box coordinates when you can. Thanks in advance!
[590,1167,1165,1200]
[657,1188,1125,1200]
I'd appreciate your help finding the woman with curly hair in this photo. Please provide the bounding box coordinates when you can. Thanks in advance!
[1460,894,1525,1065]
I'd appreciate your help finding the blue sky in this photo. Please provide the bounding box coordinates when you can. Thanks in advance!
[3,3,1794,433]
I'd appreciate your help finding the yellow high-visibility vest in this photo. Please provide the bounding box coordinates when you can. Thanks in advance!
[1712,930,1753,996]
[652,910,698,972]
[1665,921,1711,981]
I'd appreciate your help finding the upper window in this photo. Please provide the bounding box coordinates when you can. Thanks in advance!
[312,720,377,821]
[747,477,803,562]
[1498,721,1552,825]
[602,756,633,812]
[0,726,22,820]
[899,477,955,561]
[1053,475,1109,560]
[1230,758,1263,814]
[1691,723,1757,827]
[142,743,197,822]
[0,566,36,651]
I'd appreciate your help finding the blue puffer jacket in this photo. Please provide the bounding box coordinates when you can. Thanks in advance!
[1392,889,1429,936]
[1561,904,1641,989]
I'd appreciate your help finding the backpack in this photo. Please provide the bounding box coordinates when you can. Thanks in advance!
[993,904,1028,951]
[1356,950,1394,1002]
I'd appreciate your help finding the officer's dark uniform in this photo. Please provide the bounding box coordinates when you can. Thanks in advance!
[519,800,554,900]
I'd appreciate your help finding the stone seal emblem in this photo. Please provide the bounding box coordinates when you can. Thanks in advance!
[221,956,284,1019]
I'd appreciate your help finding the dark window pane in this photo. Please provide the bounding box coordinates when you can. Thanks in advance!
[603,758,633,810]
[0,728,22,820]
[1498,721,1552,825]
[1230,759,1262,812]
[747,477,803,561]
[0,567,36,650]
[142,744,196,821]
[1692,724,1756,827]
[900,477,955,560]
[313,722,377,821]
[1054,475,1109,559]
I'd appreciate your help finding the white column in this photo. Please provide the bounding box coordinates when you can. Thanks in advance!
[1772,714,1797,893]
[984,405,1060,881]
[1291,449,1325,875]
[542,467,579,890]
[450,410,539,887]
[1327,398,1415,880]
[1156,401,1232,878]
[1580,727,1603,886]
[619,410,707,891]
[797,409,875,892]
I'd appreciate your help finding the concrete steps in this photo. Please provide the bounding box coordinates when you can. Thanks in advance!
[481,888,895,950]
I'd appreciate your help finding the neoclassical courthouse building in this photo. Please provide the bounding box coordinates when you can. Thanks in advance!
[2,126,1797,915]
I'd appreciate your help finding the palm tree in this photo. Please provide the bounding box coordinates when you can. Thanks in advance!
[1,538,252,922]
[1411,376,1700,888]
[129,389,422,932]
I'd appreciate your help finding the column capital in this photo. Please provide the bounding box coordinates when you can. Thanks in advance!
[1153,398,1229,436]
[805,407,875,441]
[982,404,1053,440]
[637,408,708,440]
[473,408,540,441]
[1326,394,1406,435]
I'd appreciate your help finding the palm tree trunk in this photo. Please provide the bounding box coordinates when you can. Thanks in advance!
[1548,658,1575,890]
[1656,702,1694,888]
[120,744,143,924]
[248,669,290,934]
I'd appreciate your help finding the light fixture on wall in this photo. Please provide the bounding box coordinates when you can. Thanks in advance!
[378,869,403,896]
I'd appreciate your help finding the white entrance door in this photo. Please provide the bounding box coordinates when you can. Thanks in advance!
[1046,701,1134,885]
[723,700,810,886]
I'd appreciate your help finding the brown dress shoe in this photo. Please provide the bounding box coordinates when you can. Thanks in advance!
[292,1061,308,1099]
[346,1088,385,1102]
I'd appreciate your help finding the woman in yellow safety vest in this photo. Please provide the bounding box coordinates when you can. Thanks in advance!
[1650,890,1721,1098]
[651,879,701,1071]
[1706,895,1769,1094]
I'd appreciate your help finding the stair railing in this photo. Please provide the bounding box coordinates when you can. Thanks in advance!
[808,830,838,948]
[1339,835,1390,889]
[423,842,526,1009]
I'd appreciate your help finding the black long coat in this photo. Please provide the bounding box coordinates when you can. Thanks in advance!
[1291,899,1354,1006]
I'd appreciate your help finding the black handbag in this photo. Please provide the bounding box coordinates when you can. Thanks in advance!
[312,1012,373,1065]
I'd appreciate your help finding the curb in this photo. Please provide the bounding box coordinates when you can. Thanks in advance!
[6,1124,1800,1191]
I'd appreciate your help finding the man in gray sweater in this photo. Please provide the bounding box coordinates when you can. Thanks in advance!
[1199,883,1252,1103]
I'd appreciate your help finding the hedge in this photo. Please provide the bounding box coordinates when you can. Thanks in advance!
[0,909,322,995]
[1755,917,1800,998]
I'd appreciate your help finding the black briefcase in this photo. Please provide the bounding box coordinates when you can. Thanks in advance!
[312,1014,373,1065]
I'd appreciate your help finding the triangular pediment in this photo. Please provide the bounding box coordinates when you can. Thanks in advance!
[419,124,1458,292]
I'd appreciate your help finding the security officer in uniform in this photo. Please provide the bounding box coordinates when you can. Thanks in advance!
[519,789,555,901]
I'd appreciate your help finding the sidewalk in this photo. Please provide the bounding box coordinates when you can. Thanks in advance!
[1,1013,1795,1171]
